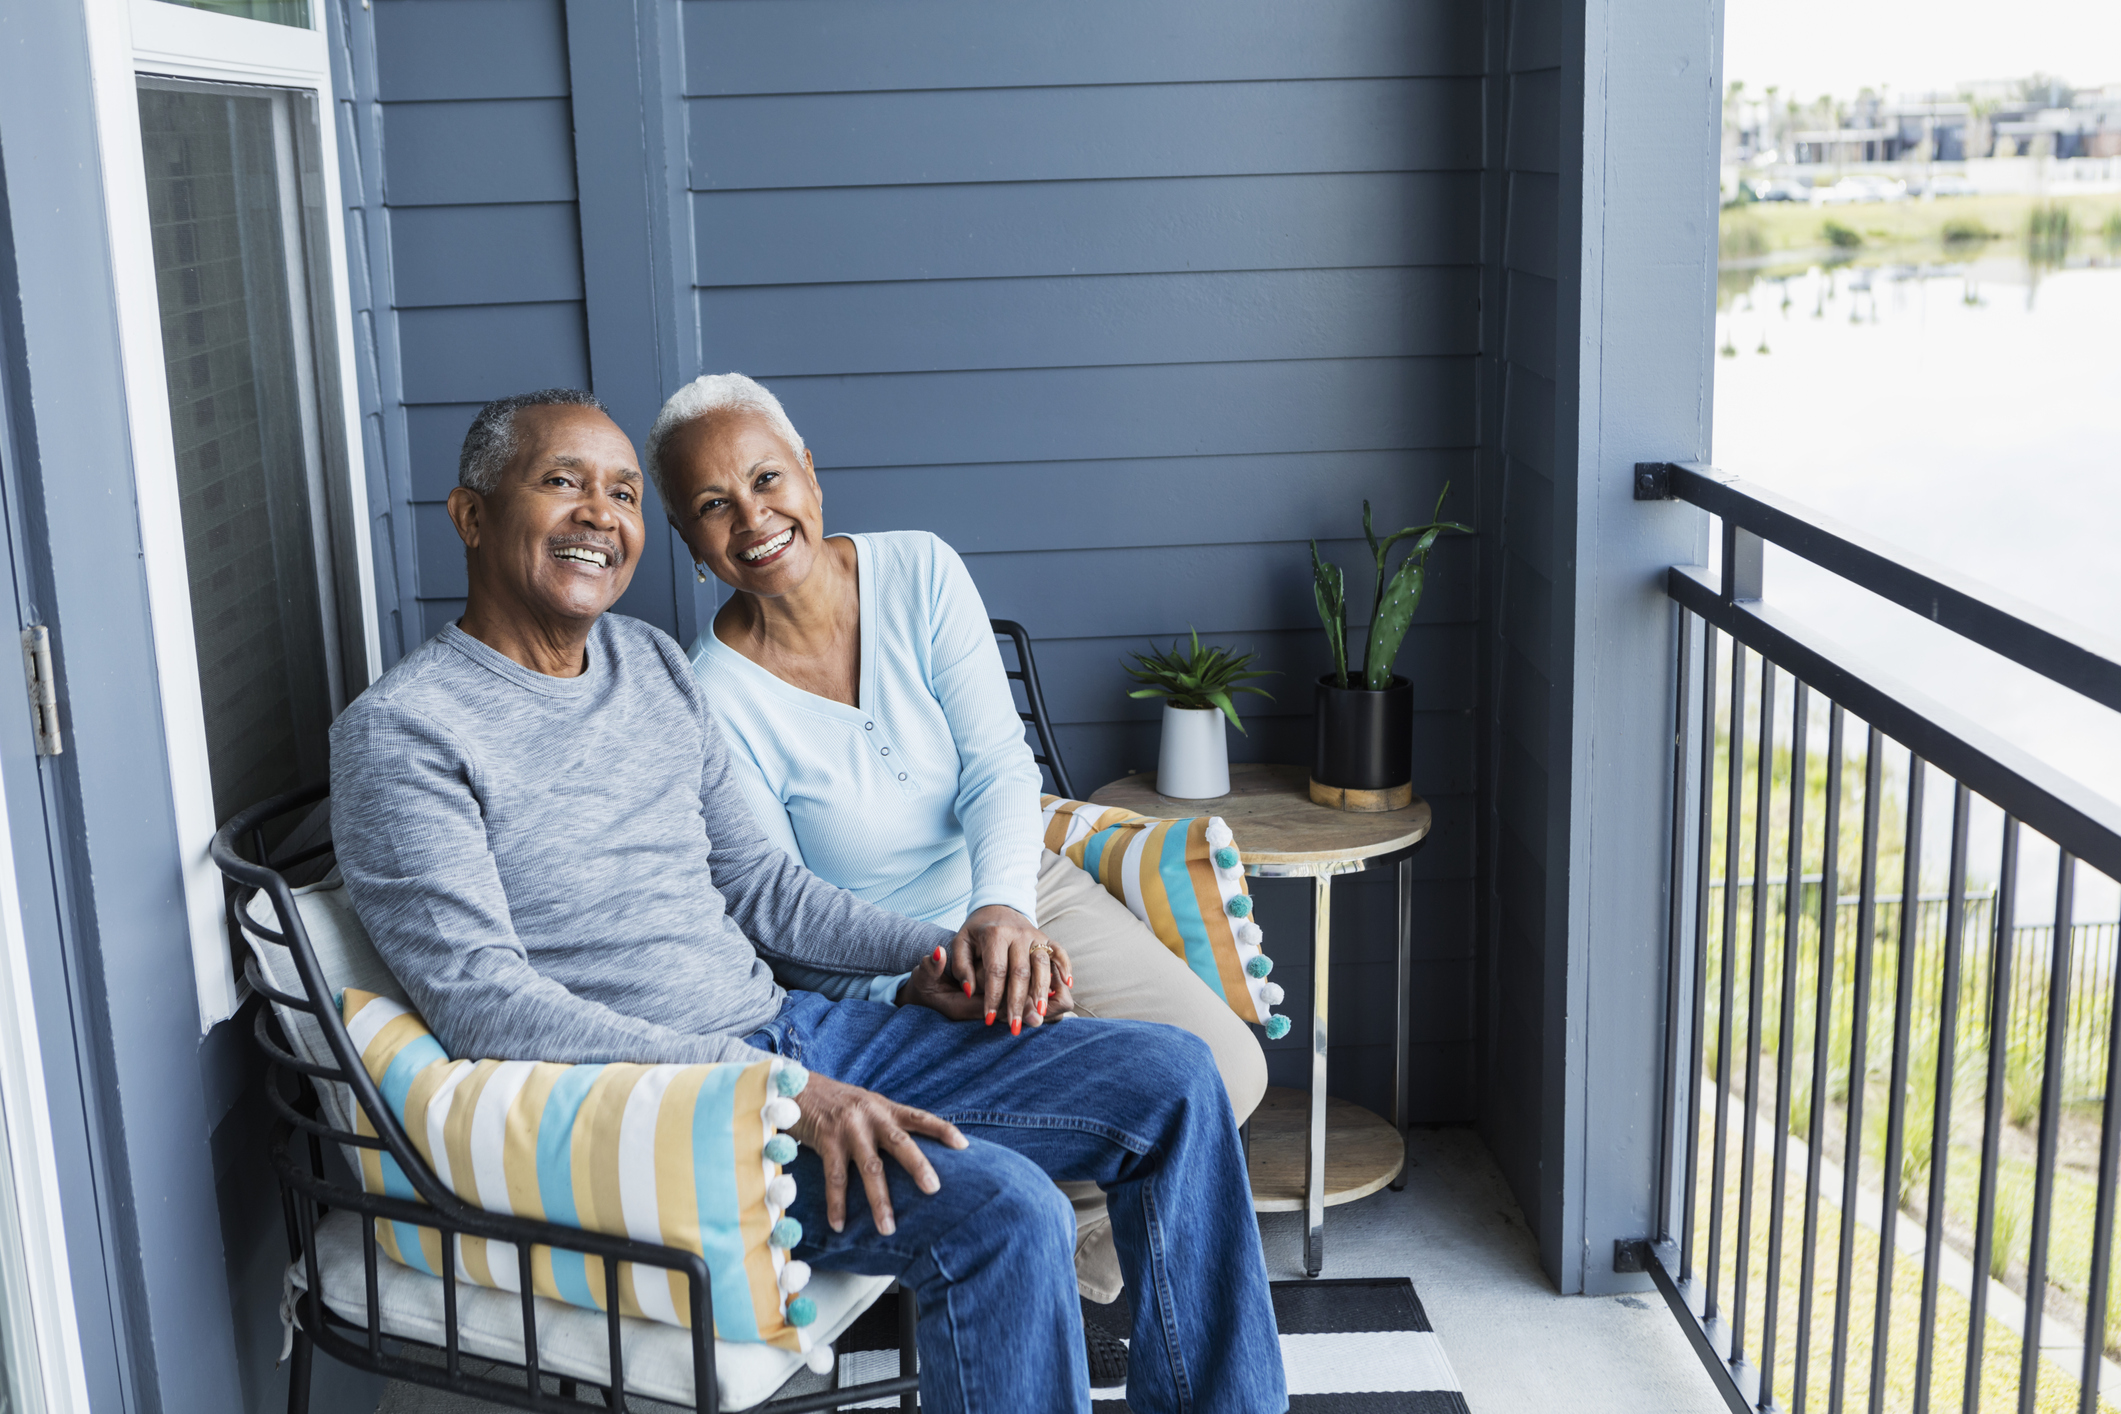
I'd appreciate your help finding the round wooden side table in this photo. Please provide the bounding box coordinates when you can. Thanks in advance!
[1088,762,1431,1276]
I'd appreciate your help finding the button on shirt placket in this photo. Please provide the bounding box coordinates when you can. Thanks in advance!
[865,720,914,792]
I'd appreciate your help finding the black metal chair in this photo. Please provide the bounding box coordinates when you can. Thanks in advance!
[991,619,1075,799]
[213,784,920,1414]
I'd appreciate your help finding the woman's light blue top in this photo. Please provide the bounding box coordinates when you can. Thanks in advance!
[690,532,1045,979]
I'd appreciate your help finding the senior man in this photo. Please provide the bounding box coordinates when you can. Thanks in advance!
[327,388,1284,1414]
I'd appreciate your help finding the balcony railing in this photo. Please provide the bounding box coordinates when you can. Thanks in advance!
[1630,463,2121,1414]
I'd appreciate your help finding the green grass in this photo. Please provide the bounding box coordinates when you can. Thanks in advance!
[1718,192,2121,266]
[1689,1099,2119,1413]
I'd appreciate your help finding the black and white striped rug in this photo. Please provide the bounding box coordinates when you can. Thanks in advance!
[833,1277,1469,1411]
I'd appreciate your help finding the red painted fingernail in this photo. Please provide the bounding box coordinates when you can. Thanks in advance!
[964,980,974,995]
[1036,999,1047,1015]
[1011,1018,1022,1036]
[1064,974,1074,986]
[985,1010,996,1025]
[933,946,946,965]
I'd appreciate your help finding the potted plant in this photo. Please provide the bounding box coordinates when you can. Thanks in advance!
[1123,630,1276,799]
[1308,488,1470,811]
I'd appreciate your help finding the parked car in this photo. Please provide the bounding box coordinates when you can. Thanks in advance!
[1756,179,1812,202]
[1917,174,1979,197]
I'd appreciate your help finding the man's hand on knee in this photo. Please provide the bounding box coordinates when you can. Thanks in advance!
[790,1073,967,1236]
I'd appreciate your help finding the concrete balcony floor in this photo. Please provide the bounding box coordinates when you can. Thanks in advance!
[1256,1127,1725,1414]
[378,1128,1725,1414]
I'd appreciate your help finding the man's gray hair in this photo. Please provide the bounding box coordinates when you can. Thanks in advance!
[457,388,610,495]
[645,372,805,514]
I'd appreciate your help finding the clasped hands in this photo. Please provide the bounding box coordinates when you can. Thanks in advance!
[894,904,1075,1034]
[795,907,1077,1236]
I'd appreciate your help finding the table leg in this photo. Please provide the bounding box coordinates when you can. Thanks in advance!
[1391,853,1412,1192]
[1306,871,1331,1277]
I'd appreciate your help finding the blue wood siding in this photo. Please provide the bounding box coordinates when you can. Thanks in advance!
[362,0,590,647]
[1477,0,1577,1247]
[684,0,1484,1118]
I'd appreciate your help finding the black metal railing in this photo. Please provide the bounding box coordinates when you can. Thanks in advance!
[1631,462,2121,1414]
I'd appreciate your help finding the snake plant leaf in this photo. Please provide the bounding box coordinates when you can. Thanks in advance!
[1310,540,1349,688]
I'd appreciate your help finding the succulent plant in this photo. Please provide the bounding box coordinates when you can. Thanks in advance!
[1123,629,1277,733]
[1309,486,1470,691]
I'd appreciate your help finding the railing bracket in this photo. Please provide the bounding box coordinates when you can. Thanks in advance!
[1613,1238,1648,1273]
[1633,462,1675,501]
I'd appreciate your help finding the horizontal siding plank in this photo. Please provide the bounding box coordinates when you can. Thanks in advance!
[812,449,1474,556]
[699,267,1479,377]
[688,78,1482,190]
[1499,643,1551,758]
[405,403,482,494]
[1507,0,1569,73]
[759,357,1477,468]
[1500,549,1553,680]
[1504,171,1559,279]
[1002,625,1479,724]
[382,99,577,206]
[406,511,1475,633]
[694,173,1481,286]
[1503,271,1556,382]
[1498,735,1550,869]
[682,0,1480,94]
[1501,454,1553,570]
[373,0,569,102]
[1504,69,1561,174]
[960,536,1479,641]
[413,503,460,596]
[396,302,589,405]
[390,203,583,307]
[1501,363,1555,475]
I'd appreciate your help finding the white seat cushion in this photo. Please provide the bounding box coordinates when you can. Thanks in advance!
[243,874,404,1154]
[294,1209,893,1411]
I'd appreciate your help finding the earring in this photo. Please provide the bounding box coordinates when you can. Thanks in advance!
[696,563,708,583]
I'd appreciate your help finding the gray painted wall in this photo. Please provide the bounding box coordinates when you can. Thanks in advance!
[680,0,1486,1118]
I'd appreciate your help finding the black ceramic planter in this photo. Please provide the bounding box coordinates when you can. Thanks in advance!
[1311,675,1413,811]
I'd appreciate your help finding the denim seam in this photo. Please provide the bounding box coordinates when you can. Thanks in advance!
[942,1109,1154,1155]
[1140,1175,1194,1413]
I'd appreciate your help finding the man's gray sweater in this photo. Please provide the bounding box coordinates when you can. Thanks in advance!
[328,616,950,1065]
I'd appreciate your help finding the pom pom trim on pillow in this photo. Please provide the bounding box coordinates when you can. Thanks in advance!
[1038,797,1281,1031]
[339,990,817,1349]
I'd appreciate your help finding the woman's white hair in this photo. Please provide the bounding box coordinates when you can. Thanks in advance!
[645,372,805,516]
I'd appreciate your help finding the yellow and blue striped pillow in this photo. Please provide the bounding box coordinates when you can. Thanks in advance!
[1039,797,1286,1037]
[339,990,817,1350]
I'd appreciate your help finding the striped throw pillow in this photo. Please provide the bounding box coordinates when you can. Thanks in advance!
[339,990,819,1349]
[1039,797,1287,1038]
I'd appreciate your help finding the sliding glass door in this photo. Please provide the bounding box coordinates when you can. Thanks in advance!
[136,77,360,826]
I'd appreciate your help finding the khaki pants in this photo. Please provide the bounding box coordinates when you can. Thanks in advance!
[1034,849,1268,1300]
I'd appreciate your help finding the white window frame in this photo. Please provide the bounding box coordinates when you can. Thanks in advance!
[83,0,382,1031]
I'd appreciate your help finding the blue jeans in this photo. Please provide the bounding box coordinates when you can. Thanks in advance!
[745,991,1285,1414]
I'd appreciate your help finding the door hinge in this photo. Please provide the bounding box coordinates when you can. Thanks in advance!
[21,626,61,757]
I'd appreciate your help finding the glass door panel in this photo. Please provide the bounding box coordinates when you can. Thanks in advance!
[137,78,358,824]
[151,0,312,29]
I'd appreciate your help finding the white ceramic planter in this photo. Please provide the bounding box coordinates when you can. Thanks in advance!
[1156,703,1230,799]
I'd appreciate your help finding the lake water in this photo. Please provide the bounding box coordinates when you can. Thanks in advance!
[1712,253,2121,915]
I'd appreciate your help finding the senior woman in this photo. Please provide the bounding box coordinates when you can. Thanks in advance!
[646,373,1268,1314]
